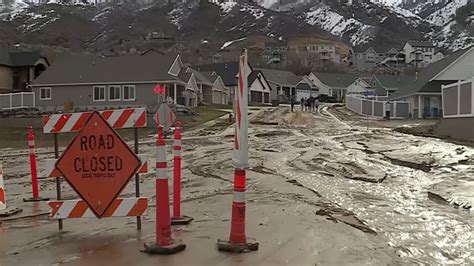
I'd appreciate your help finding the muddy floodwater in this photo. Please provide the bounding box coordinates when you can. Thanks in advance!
[0,106,473,264]
[253,107,473,264]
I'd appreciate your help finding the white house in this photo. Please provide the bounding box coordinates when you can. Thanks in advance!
[389,46,474,118]
[402,41,444,68]
[307,72,357,100]
[345,78,373,95]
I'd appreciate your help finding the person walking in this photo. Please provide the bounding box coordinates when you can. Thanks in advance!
[290,95,296,112]
[385,101,391,120]
[314,98,319,112]
[300,97,304,111]
[308,95,314,112]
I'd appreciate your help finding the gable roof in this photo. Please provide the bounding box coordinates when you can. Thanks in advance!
[196,62,240,86]
[254,68,301,86]
[200,71,220,84]
[0,47,46,67]
[373,74,415,90]
[248,70,272,91]
[31,52,181,86]
[312,72,357,88]
[186,67,212,85]
[389,47,473,99]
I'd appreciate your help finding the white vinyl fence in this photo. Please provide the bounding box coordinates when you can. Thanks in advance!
[0,92,35,110]
[346,94,410,118]
[442,78,474,118]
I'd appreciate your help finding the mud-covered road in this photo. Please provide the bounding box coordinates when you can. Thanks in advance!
[0,106,473,265]
[254,106,473,264]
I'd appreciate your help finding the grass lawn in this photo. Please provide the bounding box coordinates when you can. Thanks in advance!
[178,105,230,130]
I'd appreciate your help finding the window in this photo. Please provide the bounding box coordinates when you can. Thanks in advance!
[108,85,121,101]
[93,86,105,101]
[123,85,136,101]
[40,87,51,100]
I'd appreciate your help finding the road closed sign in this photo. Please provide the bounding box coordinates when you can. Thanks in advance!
[55,112,141,218]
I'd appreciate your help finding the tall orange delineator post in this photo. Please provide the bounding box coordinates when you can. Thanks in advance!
[24,126,49,202]
[171,121,193,225]
[218,49,259,253]
[0,163,22,217]
[143,125,186,255]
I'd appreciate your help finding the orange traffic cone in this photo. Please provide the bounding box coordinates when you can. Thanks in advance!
[0,163,22,217]
[143,125,185,255]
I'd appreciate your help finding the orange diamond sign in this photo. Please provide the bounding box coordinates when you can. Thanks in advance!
[55,112,141,218]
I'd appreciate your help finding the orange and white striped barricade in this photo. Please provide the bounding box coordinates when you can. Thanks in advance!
[218,49,259,253]
[171,121,193,225]
[24,126,49,202]
[42,108,148,230]
[0,163,22,217]
[143,125,186,255]
[48,197,147,219]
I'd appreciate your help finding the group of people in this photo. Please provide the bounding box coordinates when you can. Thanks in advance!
[290,95,319,112]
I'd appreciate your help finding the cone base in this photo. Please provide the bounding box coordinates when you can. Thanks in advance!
[171,215,193,225]
[217,238,259,253]
[0,207,22,217]
[143,239,186,255]
[23,197,50,202]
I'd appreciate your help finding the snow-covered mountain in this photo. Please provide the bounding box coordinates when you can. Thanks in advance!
[0,0,472,55]
[256,0,473,51]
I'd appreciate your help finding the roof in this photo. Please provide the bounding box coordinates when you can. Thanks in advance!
[374,74,415,90]
[407,40,434,48]
[389,47,473,99]
[200,71,220,84]
[196,62,239,86]
[0,47,45,67]
[31,52,180,86]
[353,46,399,54]
[254,68,301,86]
[186,67,212,85]
[313,72,357,88]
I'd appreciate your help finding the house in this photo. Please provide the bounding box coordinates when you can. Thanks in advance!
[305,42,341,64]
[306,72,358,101]
[0,47,49,93]
[186,67,229,105]
[200,71,229,105]
[29,51,198,112]
[402,40,444,68]
[370,74,416,96]
[261,42,288,66]
[345,78,373,96]
[196,61,273,104]
[255,68,302,103]
[437,78,474,141]
[248,70,272,104]
[295,76,319,100]
[352,47,401,69]
[389,46,474,118]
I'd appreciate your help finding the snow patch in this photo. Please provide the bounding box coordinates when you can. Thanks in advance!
[221,37,247,50]
[216,1,237,14]
[426,0,468,26]
[306,6,375,46]
[240,4,265,20]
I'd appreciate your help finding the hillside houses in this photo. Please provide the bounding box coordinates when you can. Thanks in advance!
[351,40,445,69]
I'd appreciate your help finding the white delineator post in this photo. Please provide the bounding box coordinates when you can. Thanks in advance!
[0,163,22,217]
[218,49,259,253]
